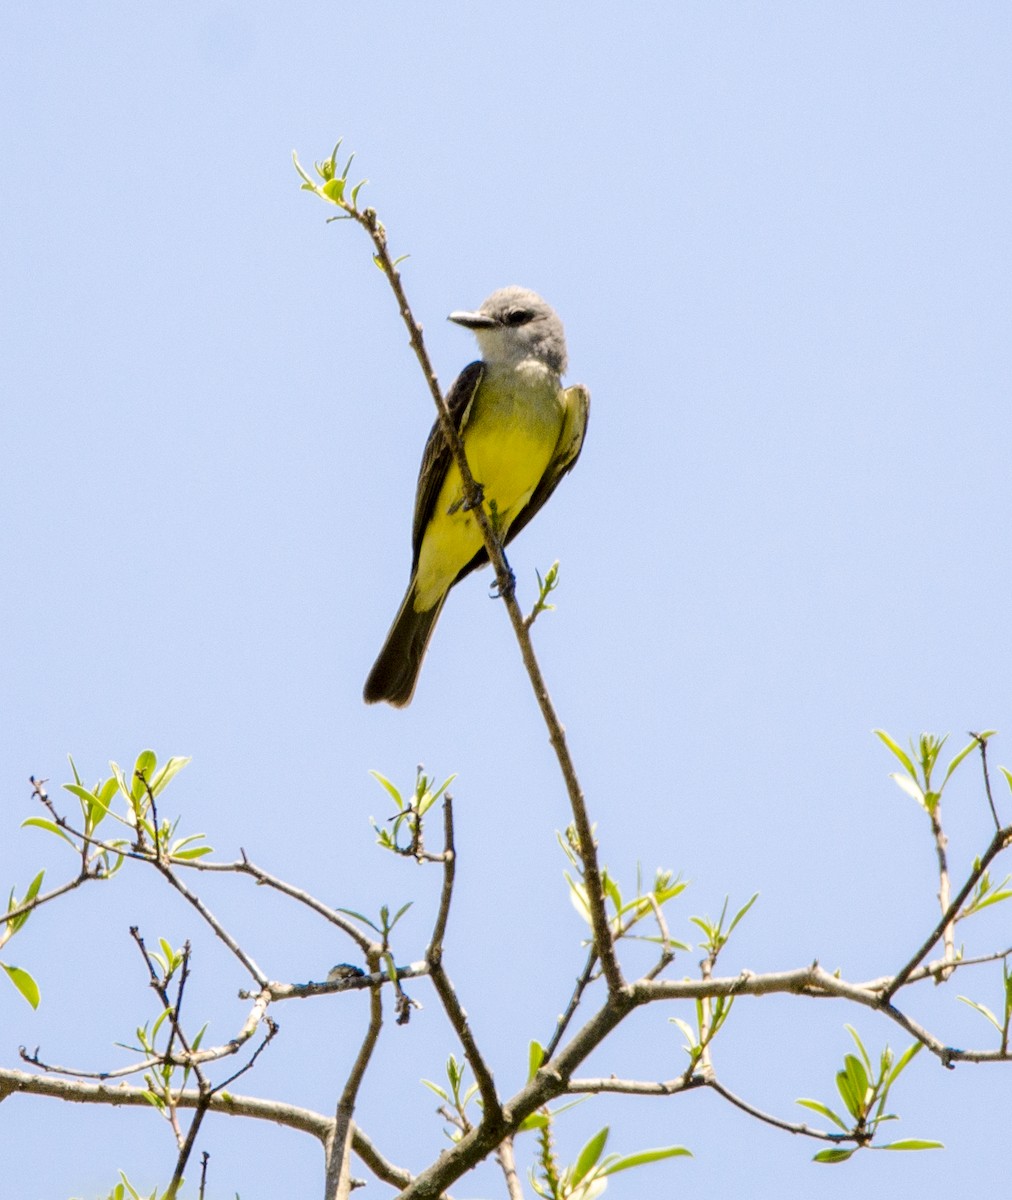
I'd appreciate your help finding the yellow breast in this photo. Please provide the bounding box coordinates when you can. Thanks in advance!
[413,364,564,610]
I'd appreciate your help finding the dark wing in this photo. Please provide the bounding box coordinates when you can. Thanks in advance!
[451,382,591,587]
[409,361,485,572]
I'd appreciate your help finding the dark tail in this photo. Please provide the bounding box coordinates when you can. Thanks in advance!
[363,583,446,707]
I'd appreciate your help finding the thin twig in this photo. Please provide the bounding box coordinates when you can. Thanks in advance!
[187,851,381,957]
[425,796,501,1124]
[928,801,956,978]
[705,1076,849,1143]
[325,951,385,1200]
[495,1135,525,1200]
[971,731,1002,831]
[321,182,621,996]
[543,948,599,1062]
[883,823,1012,1001]
[152,862,268,986]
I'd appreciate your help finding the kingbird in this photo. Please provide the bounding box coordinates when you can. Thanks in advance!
[363,286,590,707]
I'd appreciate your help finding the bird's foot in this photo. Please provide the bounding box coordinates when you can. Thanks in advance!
[489,560,516,601]
[461,482,485,512]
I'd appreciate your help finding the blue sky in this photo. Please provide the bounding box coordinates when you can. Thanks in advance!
[3,2,1012,1196]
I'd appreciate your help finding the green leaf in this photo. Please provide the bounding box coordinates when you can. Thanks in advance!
[421,1078,448,1101]
[64,783,99,806]
[1000,766,1012,794]
[20,817,74,845]
[565,873,592,925]
[370,771,403,808]
[957,995,1002,1031]
[843,1053,870,1104]
[110,760,131,801]
[322,177,345,202]
[572,1127,609,1186]
[814,1148,855,1164]
[727,891,759,934]
[942,738,981,787]
[889,772,926,808]
[149,755,191,797]
[969,888,1012,914]
[602,1146,691,1174]
[2,963,41,1008]
[517,1111,549,1132]
[885,1040,922,1087]
[835,1067,861,1120]
[879,1139,944,1151]
[796,1098,849,1131]
[132,750,157,800]
[671,1017,698,1049]
[874,729,917,778]
[8,871,45,933]
[336,907,380,933]
[528,1040,545,1081]
[844,1025,872,1074]
[171,846,213,860]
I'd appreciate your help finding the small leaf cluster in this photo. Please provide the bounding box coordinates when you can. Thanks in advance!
[3,751,198,1009]
[29,750,201,863]
[2,870,44,1008]
[531,1124,689,1200]
[527,560,561,626]
[293,140,368,216]
[959,960,1012,1051]
[797,1027,941,1162]
[561,834,688,949]
[72,1173,160,1200]
[875,729,995,818]
[370,766,455,854]
[422,1053,479,1141]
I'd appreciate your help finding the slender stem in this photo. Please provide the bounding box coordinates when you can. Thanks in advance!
[495,1135,525,1200]
[325,953,385,1200]
[425,797,501,1123]
[971,731,1002,831]
[334,195,621,994]
[153,862,268,986]
[929,802,955,975]
[543,948,598,1061]
[883,824,1012,1000]
[706,1076,849,1143]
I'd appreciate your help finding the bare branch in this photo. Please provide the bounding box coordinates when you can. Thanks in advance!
[314,177,622,997]
[151,862,268,986]
[257,962,428,1002]
[705,1075,849,1143]
[186,852,381,957]
[325,953,385,1200]
[496,1135,525,1200]
[543,948,599,1062]
[0,1066,332,1139]
[971,730,1002,831]
[425,796,501,1125]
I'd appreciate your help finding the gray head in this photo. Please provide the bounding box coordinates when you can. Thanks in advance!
[448,286,567,375]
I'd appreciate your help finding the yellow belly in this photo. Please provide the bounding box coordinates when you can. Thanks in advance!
[413,369,563,610]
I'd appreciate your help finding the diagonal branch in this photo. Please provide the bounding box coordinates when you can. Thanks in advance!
[425,795,502,1124]
[334,191,622,995]
[883,823,1012,1001]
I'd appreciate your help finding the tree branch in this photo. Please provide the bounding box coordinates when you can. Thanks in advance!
[883,823,1012,1000]
[301,163,623,996]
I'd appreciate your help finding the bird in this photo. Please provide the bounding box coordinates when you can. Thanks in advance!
[363,286,590,707]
